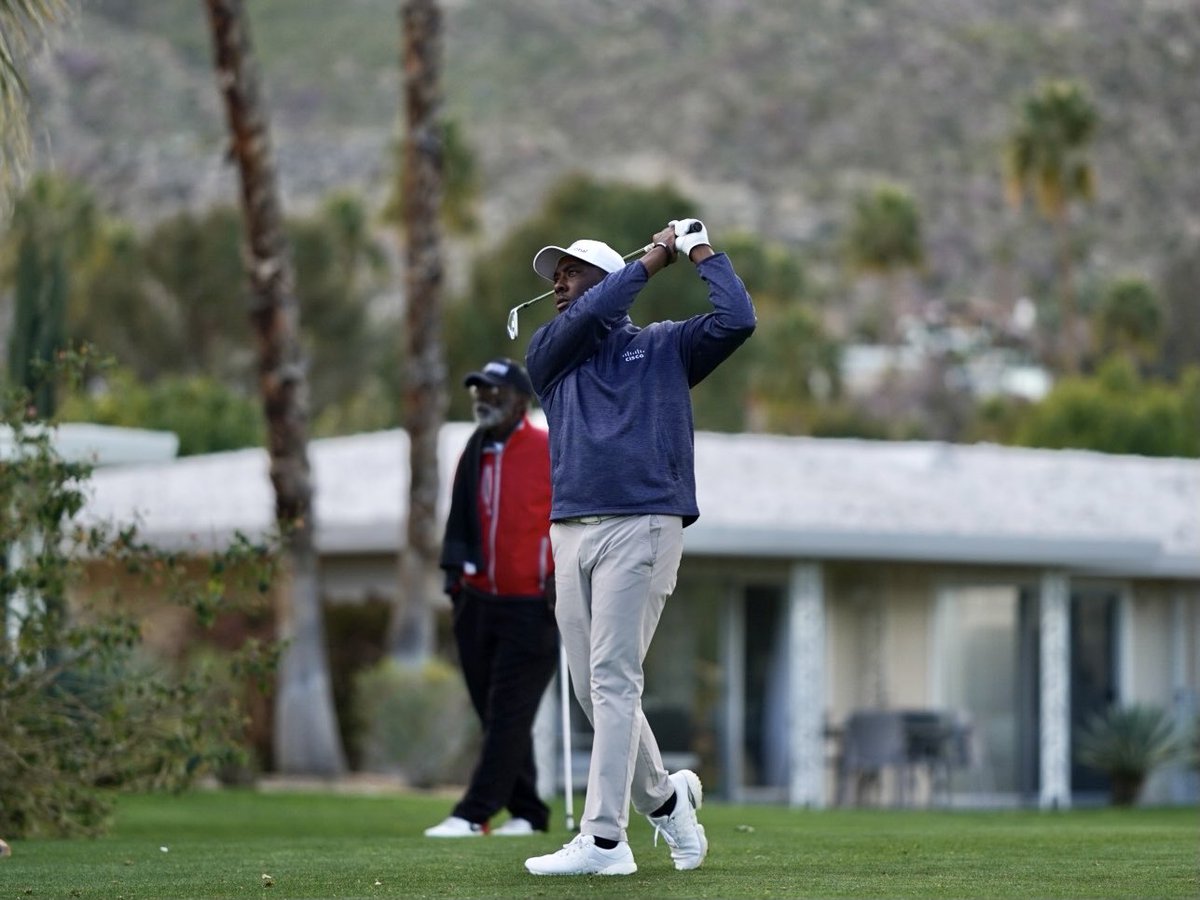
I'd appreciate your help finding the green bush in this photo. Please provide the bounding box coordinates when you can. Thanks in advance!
[1075,704,1181,806]
[59,366,264,456]
[0,365,277,837]
[1013,358,1200,458]
[353,658,479,788]
[322,599,390,770]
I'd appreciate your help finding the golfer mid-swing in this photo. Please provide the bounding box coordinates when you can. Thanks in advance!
[523,219,756,875]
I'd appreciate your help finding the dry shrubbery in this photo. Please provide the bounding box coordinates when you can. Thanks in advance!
[0,368,277,838]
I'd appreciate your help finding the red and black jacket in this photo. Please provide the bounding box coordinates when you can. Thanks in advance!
[441,417,553,598]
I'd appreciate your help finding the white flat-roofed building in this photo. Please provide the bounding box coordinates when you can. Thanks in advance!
[81,427,1200,809]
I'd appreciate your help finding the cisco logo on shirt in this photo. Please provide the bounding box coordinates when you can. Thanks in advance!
[622,348,646,363]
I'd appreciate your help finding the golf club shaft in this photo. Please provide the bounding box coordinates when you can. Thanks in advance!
[515,244,649,312]
[507,221,702,338]
[514,288,554,313]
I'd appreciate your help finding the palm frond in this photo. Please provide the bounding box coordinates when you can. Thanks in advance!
[1076,704,1180,779]
[0,0,71,205]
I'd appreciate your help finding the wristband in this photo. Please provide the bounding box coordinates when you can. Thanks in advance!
[652,240,676,264]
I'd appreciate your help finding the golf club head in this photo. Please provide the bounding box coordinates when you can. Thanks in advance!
[506,307,520,340]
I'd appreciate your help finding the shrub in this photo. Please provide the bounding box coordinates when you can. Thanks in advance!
[58,366,264,456]
[353,658,479,788]
[0,361,277,837]
[1075,704,1181,806]
[1014,358,1200,458]
[322,598,390,769]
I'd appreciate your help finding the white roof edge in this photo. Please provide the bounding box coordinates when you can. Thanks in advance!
[121,523,1198,579]
[92,528,257,555]
[78,426,1198,579]
[117,524,402,556]
[316,524,399,555]
[1,422,179,466]
[682,525,1193,576]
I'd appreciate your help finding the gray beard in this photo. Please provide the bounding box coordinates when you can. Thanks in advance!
[473,403,504,430]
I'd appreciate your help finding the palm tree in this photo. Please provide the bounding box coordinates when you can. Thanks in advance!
[382,117,479,237]
[846,181,924,276]
[0,0,70,372]
[4,173,96,415]
[1004,79,1098,374]
[387,0,448,663]
[202,0,345,775]
[1095,276,1163,367]
[0,0,68,202]
[844,180,923,341]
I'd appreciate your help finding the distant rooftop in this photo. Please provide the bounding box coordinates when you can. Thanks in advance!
[688,432,1197,577]
[82,426,1200,579]
[1,422,179,466]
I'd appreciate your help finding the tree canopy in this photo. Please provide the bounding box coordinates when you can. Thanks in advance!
[1012,358,1199,458]
[3,178,395,450]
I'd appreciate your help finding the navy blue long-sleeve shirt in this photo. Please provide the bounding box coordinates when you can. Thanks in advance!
[525,253,756,526]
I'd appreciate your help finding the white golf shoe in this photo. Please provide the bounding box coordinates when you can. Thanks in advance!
[492,817,536,836]
[647,769,708,870]
[423,816,486,838]
[525,833,637,876]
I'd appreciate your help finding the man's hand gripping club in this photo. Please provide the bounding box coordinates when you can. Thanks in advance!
[671,218,711,262]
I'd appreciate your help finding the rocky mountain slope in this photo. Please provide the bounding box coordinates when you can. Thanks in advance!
[22,0,1200,302]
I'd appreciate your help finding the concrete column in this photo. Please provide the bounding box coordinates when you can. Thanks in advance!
[1039,571,1071,810]
[788,561,826,808]
[720,582,746,802]
[1169,591,1199,803]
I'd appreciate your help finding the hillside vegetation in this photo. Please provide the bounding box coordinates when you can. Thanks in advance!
[22,0,1199,320]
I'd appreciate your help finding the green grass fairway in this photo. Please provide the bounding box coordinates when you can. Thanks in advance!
[2,790,1197,898]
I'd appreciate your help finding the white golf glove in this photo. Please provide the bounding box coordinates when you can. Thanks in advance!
[673,218,710,260]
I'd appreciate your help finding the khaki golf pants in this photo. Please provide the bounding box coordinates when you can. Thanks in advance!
[550,513,683,843]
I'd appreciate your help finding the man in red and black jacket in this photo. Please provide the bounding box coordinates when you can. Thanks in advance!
[425,358,559,838]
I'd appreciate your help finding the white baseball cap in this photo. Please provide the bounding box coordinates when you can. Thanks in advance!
[532,239,625,283]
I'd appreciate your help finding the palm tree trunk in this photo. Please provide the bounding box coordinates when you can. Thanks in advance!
[387,0,447,663]
[1055,213,1079,375]
[203,0,345,775]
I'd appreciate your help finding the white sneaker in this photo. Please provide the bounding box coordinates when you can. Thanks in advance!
[647,769,708,870]
[424,816,486,838]
[492,817,536,836]
[525,834,637,876]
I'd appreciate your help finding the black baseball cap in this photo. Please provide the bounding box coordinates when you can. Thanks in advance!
[463,358,534,396]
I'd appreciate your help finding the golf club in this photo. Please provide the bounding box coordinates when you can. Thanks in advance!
[558,641,576,832]
[505,221,704,340]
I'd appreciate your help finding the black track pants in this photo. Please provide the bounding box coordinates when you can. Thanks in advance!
[451,587,559,829]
